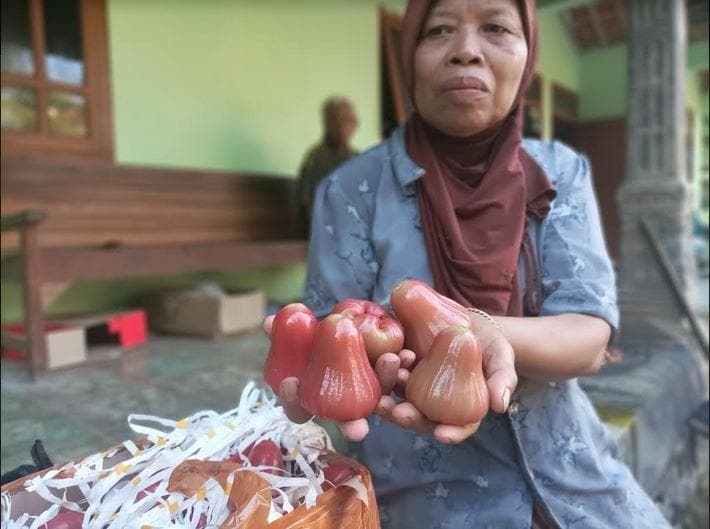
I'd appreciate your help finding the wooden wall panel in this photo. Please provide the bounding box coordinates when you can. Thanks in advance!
[1,157,302,250]
[572,117,626,260]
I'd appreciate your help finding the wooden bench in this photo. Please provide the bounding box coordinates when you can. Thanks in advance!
[1,156,307,379]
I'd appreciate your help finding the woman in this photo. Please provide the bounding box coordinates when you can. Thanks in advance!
[275,0,672,527]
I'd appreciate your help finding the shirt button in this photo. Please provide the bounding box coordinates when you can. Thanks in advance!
[509,402,520,415]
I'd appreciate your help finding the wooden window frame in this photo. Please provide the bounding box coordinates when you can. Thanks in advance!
[523,73,543,136]
[699,69,709,94]
[380,7,412,128]
[524,73,543,109]
[1,0,113,161]
[551,82,579,123]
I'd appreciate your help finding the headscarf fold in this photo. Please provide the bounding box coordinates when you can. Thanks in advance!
[402,0,556,316]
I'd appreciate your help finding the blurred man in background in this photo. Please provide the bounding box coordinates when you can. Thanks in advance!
[299,96,359,235]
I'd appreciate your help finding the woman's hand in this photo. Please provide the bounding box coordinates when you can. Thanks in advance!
[263,312,517,445]
[262,315,410,442]
[377,314,517,444]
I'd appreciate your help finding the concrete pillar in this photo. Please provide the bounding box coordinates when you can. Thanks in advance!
[617,0,695,323]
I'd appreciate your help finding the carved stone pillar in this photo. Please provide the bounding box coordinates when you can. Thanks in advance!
[617,0,695,323]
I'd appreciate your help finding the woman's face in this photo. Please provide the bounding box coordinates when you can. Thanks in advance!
[413,0,528,137]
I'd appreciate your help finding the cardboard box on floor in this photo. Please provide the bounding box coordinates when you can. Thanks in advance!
[1,323,86,370]
[2,310,148,370]
[147,287,266,338]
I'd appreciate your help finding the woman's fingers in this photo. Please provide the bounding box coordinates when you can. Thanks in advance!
[398,349,417,369]
[377,396,479,444]
[433,422,480,444]
[482,338,518,414]
[262,315,275,337]
[278,377,313,424]
[392,368,410,397]
[389,350,414,397]
[337,419,370,442]
[397,367,410,387]
[377,397,433,434]
[376,394,397,417]
[375,353,401,395]
[280,378,369,441]
[390,402,436,435]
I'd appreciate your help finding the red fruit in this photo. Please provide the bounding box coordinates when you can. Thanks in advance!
[332,299,386,318]
[262,303,318,393]
[245,440,283,471]
[136,481,160,501]
[353,313,405,363]
[228,452,244,464]
[230,440,283,474]
[43,510,84,529]
[299,314,381,421]
[333,299,404,362]
[406,325,489,425]
[390,280,470,360]
[322,462,356,490]
[332,299,366,316]
[229,441,256,465]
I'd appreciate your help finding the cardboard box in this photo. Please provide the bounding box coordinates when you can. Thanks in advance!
[147,288,266,338]
[81,310,148,348]
[1,323,87,369]
[2,310,147,370]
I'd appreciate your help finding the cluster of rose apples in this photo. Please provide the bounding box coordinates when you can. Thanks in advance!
[262,280,489,426]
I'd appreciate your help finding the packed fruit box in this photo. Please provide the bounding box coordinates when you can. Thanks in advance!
[0,383,380,529]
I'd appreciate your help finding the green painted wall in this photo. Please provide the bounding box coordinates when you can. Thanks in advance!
[580,41,708,120]
[109,0,380,175]
[1,265,308,324]
[536,3,584,139]
[378,0,406,14]
[579,44,626,120]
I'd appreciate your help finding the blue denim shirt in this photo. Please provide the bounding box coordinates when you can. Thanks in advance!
[303,127,670,529]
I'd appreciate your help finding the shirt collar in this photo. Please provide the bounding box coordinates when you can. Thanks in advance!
[388,126,425,194]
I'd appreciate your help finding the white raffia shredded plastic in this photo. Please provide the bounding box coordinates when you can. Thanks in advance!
[2,381,364,529]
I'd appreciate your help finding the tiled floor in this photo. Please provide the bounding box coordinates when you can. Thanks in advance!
[0,330,302,475]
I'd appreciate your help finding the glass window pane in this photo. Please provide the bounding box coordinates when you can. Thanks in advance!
[1,0,35,76]
[1,86,38,132]
[44,0,84,85]
[47,91,87,137]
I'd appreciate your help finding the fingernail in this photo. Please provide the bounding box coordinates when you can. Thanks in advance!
[281,381,297,400]
[501,388,511,411]
[441,436,454,444]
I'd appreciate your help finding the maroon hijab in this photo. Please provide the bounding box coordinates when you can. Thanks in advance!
[402,0,556,316]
